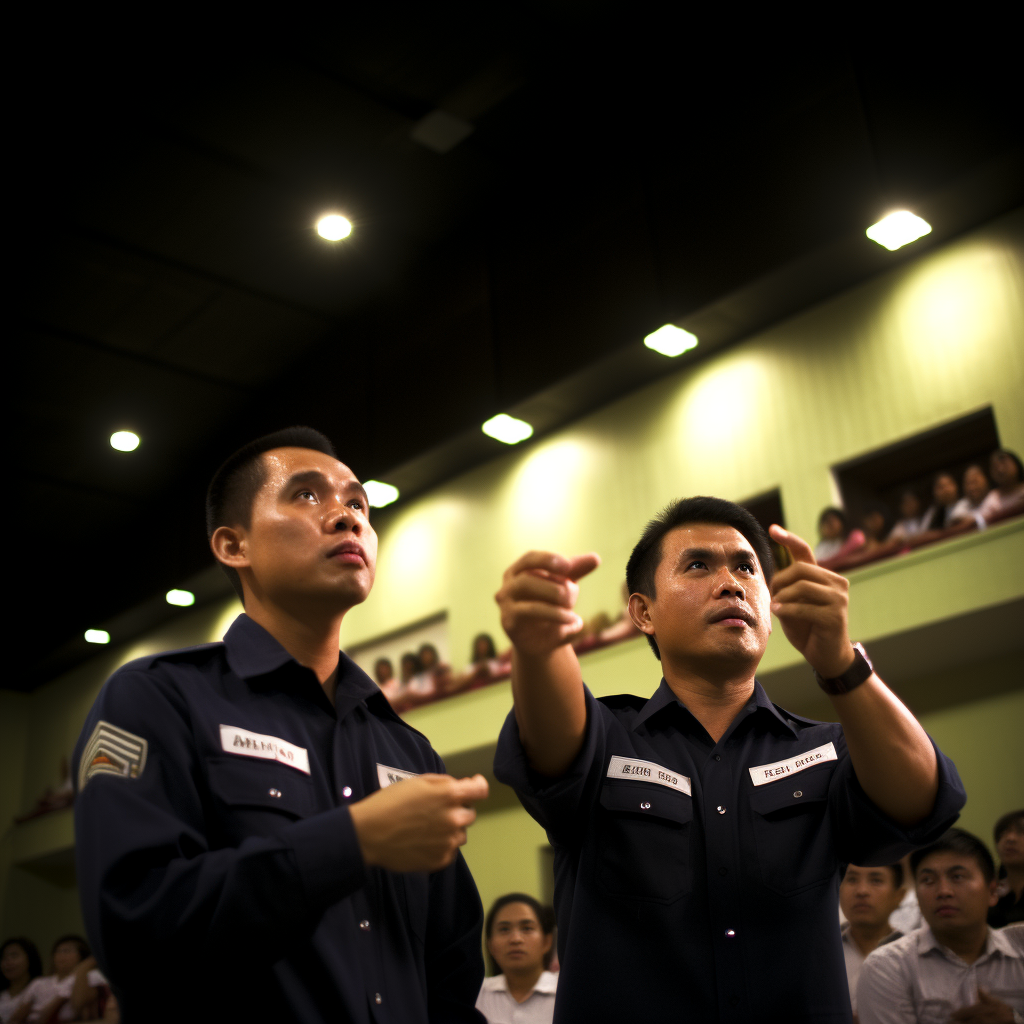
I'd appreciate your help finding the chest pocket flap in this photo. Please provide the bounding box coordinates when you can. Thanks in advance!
[600,782,693,824]
[750,764,832,815]
[207,757,314,819]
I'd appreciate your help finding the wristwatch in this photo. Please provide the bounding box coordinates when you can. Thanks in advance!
[814,642,874,695]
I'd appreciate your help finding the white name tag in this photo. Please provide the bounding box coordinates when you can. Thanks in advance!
[377,763,420,789]
[748,741,837,787]
[607,755,691,795]
[219,725,310,774]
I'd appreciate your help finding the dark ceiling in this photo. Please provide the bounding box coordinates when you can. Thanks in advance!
[13,17,1022,690]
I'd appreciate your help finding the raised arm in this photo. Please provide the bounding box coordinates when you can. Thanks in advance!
[495,550,600,777]
[768,526,939,827]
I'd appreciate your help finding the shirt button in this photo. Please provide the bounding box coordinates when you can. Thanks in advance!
[717,805,727,814]
[640,801,651,810]
[793,790,803,798]
[342,786,353,798]
[725,928,736,938]
[268,788,282,798]
[359,919,371,931]
[374,993,382,1005]
[714,755,721,761]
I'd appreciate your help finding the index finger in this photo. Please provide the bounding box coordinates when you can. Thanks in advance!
[768,524,817,566]
[508,550,600,581]
[450,774,490,804]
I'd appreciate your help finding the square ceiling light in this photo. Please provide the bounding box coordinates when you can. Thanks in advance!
[866,211,932,251]
[482,413,533,445]
[644,324,699,357]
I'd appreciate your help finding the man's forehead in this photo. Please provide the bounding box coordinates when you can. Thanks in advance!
[918,852,979,873]
[665,522,755,553]
[262,446,356,482]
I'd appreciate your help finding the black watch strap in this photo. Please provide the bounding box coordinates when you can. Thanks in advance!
[814,643,874,695]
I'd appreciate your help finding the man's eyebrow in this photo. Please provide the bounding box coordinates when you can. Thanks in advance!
[281,470,369,505]
[676,547,759,564]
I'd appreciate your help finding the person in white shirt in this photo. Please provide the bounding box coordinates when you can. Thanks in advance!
[979,450,1024,522]
[857,828,1024,1023]
[839,862,907,1016]
[477,893,558,1024]
[0,939,42,1024]
[9,936,105,1024]
[950,465,992,528]
[886,490,928,544]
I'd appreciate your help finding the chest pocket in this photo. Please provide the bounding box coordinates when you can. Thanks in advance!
[749,766,835,896]
[206,757,314,843]
[596,782,693,904]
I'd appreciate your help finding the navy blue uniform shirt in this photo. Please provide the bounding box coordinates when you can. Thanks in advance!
[494,679,965,1024]
[73,614,486,1024]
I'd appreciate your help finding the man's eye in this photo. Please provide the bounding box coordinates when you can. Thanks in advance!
[349,499,364,511]
[687,560,706,570]
[738,562,754,573]
[298,490,316,501]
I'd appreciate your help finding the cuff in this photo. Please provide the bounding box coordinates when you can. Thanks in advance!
[288,806,366,911]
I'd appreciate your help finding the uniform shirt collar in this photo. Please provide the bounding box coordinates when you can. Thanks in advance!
[917,925,1021,962]
[482,971,558,996]
[633,677,798,737]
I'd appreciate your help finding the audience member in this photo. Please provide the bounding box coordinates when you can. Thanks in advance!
[0,939,42,1024]
[857,827,1024,1023]
[815,507,865,562]
[979,449,1024,520]
[990,810,1024,929]
[886,490,927,544]
[858,504,891,556]
[950,464,992,527]
[11,935,104,1024]
[839,863,906,1017]
[477,893,557,1024]
[923,472,961,530]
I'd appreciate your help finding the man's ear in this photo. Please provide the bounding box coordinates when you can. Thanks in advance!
[988,878,1000,908]
[628,593,654,636]
[210,525,249,569]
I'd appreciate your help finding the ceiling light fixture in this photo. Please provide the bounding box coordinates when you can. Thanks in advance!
[482,413,534,445]
[166,589,195,607]
[363,480,399,508]
[644,324,699,358]
[85,629,111,644]
[316,214,352,241]
[866,211,932,251]
[110,430,140,452]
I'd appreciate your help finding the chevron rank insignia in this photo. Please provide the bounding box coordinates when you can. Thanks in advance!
[79,721,149,791]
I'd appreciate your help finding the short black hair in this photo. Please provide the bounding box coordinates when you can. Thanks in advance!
[206,427,337,602]
[51,934,90,962]
[625,496,775,659]
[818,506,847,529]
[994,809,1024,846]
[911,827,995,883]
[842,862,904,888]
[992,448,1024,482]
[0,936,43,991]
[472,633,497,661]
[484,892,553,975]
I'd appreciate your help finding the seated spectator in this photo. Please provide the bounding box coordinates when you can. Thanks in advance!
[922,472,961,530]
[857,827,1024,1023]
[979,449,1024,521]
[1,939,42,1024]
[839,863,906,1017]
[372,656,403,705]
[447,633,513,695]
[11,935,104,1023]
[859,504,891,555]
[950,464,992,527]
[886,490,927,544]
[990,809,1024,928]
[814,507,865,563]
[595,582,643,645]
[477,893,557,1024]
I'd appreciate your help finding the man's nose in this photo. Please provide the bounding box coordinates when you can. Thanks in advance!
[325,504,360,532]
[713,569,745,599]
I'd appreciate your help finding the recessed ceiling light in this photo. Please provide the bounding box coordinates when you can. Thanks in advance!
[316,214,352,241]
[364,480,399,508]
[110,430,140,452]
[866,211,932,251]
[482,413,534,445]
[644,324,699,358]
[85,629,110,644]
[166,589,195,607]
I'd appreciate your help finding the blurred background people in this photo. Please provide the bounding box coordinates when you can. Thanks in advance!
[858,504,891,557]
[950,464,991,526]
[888,854,923,935]
[886,490,927,544]
[11,935,103,1023]
[922,472,960,530]
[990,809,1024,928]
[814,507,865,563]
[477,893,557,1024]
[839,864,906,1018]
[373,656,403,704]
[979,449,1024,519]
[0,939,42,1023]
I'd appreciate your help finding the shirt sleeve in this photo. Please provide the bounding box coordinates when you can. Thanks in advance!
[493,684,610,848]
[828,732,965,866]
[73,667,367,988]
[856,947,918,1024]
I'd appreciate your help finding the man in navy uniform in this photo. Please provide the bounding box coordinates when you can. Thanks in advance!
[74,427,489,1023]
[493,496,965,1023]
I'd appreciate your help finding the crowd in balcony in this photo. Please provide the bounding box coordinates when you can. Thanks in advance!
[815,448,1024,572]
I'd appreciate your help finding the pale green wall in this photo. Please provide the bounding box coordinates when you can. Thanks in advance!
[3,207,1022,944]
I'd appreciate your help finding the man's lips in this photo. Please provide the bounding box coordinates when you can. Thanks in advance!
[327,541,367,566]
[708,607,755,626]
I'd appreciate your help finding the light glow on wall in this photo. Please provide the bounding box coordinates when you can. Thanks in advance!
[110,431,140,452]
[644,324,699,357]
[316,214,352,241]
[482,413,534,445]
[364,480,399,508]
[85,629,110,644]
[866,211,932,251]
[166,589,195,607]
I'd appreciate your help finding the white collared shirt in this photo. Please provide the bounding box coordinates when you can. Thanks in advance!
[841,923,901,1013]
[857,924,1024,1023]
[476,971,558,1024]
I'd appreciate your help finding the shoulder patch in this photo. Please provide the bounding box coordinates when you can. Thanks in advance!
[79,721,149,791]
